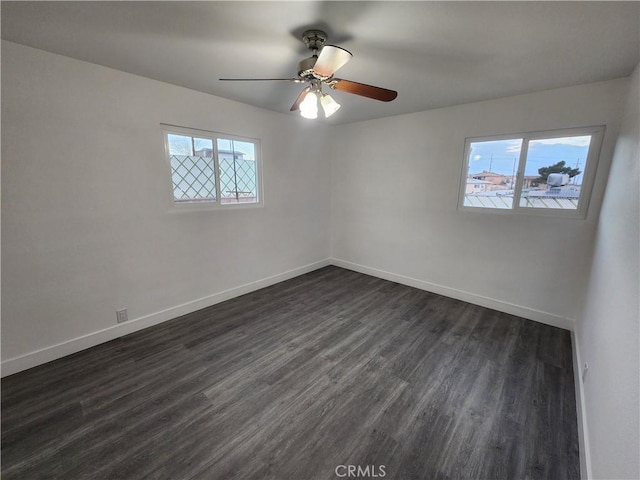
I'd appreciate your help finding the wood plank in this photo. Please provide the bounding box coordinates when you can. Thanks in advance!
[1,266,579,479]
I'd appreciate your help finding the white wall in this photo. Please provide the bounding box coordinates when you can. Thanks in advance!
[2,40,637,477]
[576,64,639,480]
[1,41,331,374]
[330,79,629,328]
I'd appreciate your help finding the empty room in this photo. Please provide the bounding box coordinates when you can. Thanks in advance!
[1,2,638,479]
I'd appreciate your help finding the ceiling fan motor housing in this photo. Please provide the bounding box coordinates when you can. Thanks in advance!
[297,56,317,79]
[298,29,328,79]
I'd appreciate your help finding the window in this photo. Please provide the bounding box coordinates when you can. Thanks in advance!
[458,126,605,217]
[162,125,261,207]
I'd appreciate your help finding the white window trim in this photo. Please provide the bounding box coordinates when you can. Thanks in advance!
[457,125,605,219]
[161,123,263,211]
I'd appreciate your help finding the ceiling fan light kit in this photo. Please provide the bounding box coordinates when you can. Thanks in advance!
[220,29,397,120]
[297,79,342,119]
[320,93,341,117]
[300,91,319,119]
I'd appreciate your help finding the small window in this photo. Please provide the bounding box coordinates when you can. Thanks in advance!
[162,125,261,207]
[458,126,604,217]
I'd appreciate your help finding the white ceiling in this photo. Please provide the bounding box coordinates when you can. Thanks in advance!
[2,1,639,125]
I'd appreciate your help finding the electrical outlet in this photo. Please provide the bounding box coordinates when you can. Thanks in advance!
[582,362,589,382]
[116,309,128,324]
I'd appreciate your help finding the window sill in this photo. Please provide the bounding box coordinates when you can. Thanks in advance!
[167,200,264,213]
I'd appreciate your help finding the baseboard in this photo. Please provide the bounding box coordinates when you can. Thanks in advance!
[330,258,574,331]
[2,257,574,377]
[1,259,331,377]
[571,331,593,479]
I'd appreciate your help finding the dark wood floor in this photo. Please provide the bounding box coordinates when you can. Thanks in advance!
[2,266,579,480]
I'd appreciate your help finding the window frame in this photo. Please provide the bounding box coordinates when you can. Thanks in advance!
[457,125,605,219]
[161,124,263,210]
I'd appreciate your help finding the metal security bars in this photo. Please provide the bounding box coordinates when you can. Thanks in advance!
[162,125,261,207]
[170,153,217,202]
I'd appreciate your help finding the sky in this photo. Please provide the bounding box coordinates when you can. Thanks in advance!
[467,135,591,183]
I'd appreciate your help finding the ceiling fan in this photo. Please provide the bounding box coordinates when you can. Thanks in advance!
[220,29,398,119]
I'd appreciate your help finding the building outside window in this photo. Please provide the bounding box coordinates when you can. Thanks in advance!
[458,126,605,217]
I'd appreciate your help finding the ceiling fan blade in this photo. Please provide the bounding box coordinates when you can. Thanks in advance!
[330,79,398,102]
[290,86,311,111]
[313,45,352,77]
[219,78,301,82]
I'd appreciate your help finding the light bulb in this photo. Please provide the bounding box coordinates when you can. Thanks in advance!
[299,91,318,119]
[321,94,341,118]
